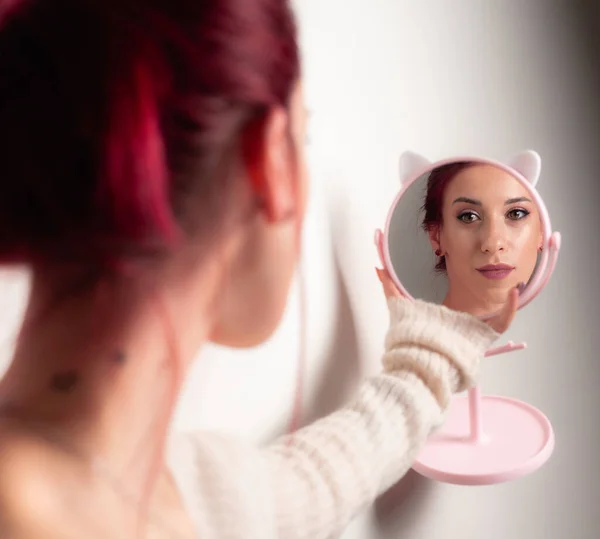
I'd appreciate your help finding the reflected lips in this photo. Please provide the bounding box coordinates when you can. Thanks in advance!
[477,264,514,280]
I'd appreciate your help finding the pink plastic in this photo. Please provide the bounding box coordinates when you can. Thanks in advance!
[412,391,555,485]
[375,150,561,485]
[412,345,555,486]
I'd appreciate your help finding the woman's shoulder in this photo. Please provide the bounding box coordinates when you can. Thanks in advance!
[0,422,62,537]
[0,419,100,538]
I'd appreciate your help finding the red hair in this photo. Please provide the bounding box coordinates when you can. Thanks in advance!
[421,162,475,272]
[0,0,300,271]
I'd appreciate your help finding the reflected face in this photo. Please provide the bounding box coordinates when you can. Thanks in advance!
[433,164,542,306]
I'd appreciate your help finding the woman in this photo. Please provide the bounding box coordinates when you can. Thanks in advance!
[423,162,543,317]
[0,1,519,537]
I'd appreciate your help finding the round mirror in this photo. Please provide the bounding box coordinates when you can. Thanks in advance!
[376,150,561,319]
[374,149,562,486]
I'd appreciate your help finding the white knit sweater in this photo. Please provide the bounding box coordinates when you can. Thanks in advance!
[167,297,499,538]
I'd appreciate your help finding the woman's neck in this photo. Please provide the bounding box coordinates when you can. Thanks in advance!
[0,270,213,497]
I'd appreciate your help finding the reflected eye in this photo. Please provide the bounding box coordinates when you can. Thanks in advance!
[457,211,479,223]
[507,208,530,220]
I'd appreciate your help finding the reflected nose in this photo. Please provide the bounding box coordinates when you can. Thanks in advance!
[480,219,506,254]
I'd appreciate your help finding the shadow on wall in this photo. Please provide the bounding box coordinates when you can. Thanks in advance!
[374,469,434,537]
[301,255,361,426]
[259,251,364,441]
[574,0,600,104]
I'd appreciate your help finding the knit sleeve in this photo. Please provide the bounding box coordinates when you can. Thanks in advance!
[168,298,499,539]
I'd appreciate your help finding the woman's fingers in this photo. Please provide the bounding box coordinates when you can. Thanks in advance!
[376,268,403,299]
[374,231,404,299]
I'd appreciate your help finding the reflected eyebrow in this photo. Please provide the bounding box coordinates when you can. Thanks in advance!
[452,196,533,206]
[505,196,532,204]
[453,197,480,205]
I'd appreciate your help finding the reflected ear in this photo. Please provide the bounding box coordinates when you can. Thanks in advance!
[399,151,431,185]
[427,226,441,254]
[507,150,541,187]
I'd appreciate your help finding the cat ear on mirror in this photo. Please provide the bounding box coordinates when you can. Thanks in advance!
[507,150,541,187]
[399,151,431,185]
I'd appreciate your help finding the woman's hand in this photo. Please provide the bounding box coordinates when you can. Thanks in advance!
[375,267,405,300]
[376,267,520,335]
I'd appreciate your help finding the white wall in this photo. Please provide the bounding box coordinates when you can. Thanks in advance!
[0,2,597,538]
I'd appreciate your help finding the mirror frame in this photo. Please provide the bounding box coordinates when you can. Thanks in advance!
[377,154,561,320]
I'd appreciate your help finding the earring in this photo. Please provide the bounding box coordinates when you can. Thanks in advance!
[435,249,442,257]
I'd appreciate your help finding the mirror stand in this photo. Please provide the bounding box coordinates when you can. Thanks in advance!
[412,342,555,486]
[467,342,526,444]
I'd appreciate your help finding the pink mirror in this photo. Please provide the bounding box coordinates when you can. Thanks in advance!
[376,150,561,319]
[374,150,562,486]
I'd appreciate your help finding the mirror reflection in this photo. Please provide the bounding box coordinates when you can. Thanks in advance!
[388,161,543,317]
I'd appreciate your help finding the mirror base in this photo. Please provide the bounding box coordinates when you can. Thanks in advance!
[412,394,554,486]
